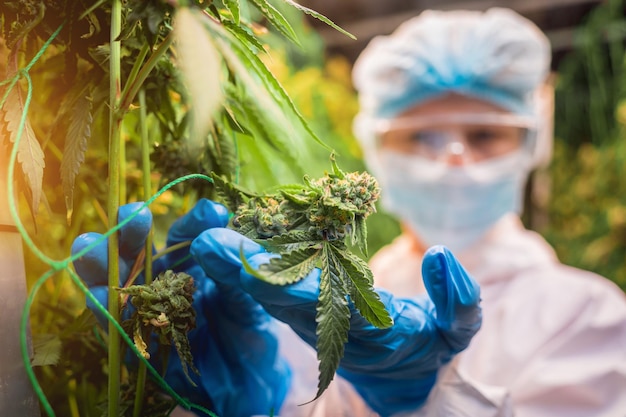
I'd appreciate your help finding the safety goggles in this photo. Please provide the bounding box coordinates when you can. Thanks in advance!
[374,113,536,162]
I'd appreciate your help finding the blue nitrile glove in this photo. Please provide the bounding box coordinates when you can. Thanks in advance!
[191,224,482,417]
[71,200,291,417]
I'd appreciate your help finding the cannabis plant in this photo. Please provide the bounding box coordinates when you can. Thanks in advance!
[213,156,393,399]
[1,0,358,416]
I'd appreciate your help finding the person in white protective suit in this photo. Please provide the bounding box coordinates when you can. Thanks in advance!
[71,7,626,417]
[350,7,626,417]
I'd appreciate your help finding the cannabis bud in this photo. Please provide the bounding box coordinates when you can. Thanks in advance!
[212,155,392,401]
[233,197,291,238]
[119,270,199,385]
[227,158,380,248]
[307,170,380,240]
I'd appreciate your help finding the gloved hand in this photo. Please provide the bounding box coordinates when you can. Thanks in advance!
[190,211,482,417]
[71,200,291,417]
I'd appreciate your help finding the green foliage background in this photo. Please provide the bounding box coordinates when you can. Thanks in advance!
[542,0,626,291]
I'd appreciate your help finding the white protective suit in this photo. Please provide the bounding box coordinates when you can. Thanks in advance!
[273,214,626,417]
[371,214,626,417]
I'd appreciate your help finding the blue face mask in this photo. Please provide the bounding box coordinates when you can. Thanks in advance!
[376,151,531,252]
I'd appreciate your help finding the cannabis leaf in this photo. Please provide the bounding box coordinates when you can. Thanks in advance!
[248,0,300,45]
[32,334,62,367]
[256,245,322,285]
[333,246,392,328]
[223,0,241,24]
[280,0,356,40]
[216,157,393,401]
[262,230,323,252]
[205,17,333,153]
[2,86,45,215]
[314,242,350,400]
[61,90,93,224]
[211,171,256,210]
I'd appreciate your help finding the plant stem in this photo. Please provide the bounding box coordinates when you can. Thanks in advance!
[120,133,127,206]
[119,34,173,112]
[120,43,150,109]
[140,90,153,289]
[132,88,152,417]
[107,1,123,416]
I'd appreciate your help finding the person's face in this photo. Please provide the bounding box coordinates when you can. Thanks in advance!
[375,94,531,166]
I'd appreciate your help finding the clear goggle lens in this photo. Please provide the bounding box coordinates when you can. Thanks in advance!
[375,113,536,161]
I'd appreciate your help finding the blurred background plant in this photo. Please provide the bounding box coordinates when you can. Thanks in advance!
[543,0,626,290]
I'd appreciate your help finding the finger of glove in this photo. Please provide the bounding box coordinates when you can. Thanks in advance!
[167,199,229,245]
[85,286,110,328]
[71,232,132,287]
[190,228,277,325]
[190,228,266,283]
[165,199,230,270]
[118,202,152,260]
[422,245,482,352]
[71,203,151,287]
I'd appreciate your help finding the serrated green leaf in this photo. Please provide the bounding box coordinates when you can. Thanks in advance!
[280,0,356,40]
[222,104,249,134]
[237,88,297,156]
[222,81,301,172]
[352,215,368,256]
[334,246,393,328]
[207,118,238,178]
[205,19,332,153]
[260,230,321,252]
[222,19,264,54]
[61,308,98,337]
[235,219,258,239]
[223,0,241,23]
[2,86,45,215]
[256,246,321,284]
[248,0,299,45]
[210,171,256,211]
[32,334,62,367]
[61,91,93,224]
[313,242,350,401]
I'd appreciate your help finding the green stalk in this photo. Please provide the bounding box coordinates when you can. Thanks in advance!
[119,33,173,112]
[139,90,153,286]
[120,133,127,206]
[107,1,123,416]
[120,43,150,109]
[132,89,153,417]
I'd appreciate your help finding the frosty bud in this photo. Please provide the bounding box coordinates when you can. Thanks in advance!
[307,171,380,239]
